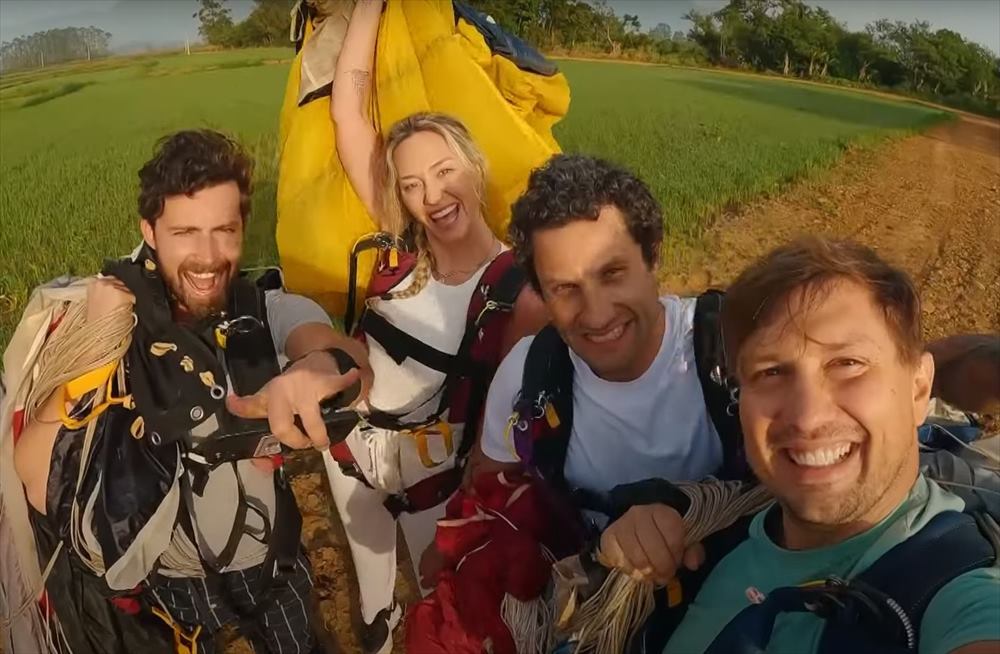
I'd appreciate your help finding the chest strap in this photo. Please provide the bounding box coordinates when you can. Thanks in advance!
[360,309,458,374]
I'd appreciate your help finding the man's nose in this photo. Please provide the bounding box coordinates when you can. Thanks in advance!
[578,284,616,330]
[781,371,837,435]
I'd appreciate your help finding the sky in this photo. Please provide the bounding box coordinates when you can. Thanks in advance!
[1,0,998,54]
[613,0,1000,54]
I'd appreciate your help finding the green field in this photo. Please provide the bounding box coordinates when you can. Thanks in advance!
[0,49,949,344]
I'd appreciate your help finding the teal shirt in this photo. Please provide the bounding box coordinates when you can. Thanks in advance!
[665,475,1000,654]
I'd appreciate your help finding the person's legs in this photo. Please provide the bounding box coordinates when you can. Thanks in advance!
[149,574,238,653]
[396,428,456,597]
[323,449,398,623]
[225,553,316,654]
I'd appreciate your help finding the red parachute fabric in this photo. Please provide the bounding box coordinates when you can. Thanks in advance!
[405,472,559,654]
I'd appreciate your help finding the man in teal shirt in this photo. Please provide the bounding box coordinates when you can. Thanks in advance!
[643,238,998,654]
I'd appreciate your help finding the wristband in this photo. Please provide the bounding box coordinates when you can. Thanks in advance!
[282,347,359,374]
[606,478,692,523]
[325,347,359,375]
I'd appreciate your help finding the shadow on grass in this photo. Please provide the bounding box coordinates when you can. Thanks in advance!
[20,81,95,108]
[674,75,951,131]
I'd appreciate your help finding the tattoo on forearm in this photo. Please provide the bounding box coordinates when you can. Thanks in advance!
[349,69,371,96]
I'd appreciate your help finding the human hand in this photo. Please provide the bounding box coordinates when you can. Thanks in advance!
[598,504,705,586]
[226,350,361,450]
[86,275,134,324]
[418,543,446,589]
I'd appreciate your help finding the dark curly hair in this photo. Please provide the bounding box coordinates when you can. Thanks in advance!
[138,129,253,225]
[509,154,663,290]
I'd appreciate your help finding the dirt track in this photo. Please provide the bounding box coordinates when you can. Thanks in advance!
[664,115,1000,340]
[231,116,999,654]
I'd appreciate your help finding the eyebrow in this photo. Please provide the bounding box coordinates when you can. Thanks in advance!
[743,334,879,364]
[543,254,630,286]
[399,157,455,181]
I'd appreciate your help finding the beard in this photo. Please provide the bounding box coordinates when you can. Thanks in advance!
[772,421,909,529]
[163,259,235,321]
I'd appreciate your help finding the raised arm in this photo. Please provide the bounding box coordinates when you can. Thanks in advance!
[331,0,384,224]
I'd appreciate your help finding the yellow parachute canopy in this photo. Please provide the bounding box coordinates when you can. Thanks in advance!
[276,0,570,318]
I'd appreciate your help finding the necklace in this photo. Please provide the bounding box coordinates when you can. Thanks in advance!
[433,236,501,283]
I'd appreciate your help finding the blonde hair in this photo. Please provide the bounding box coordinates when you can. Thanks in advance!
[378,112,488,301]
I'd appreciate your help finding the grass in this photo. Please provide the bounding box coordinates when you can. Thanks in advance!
[0,51,949,346]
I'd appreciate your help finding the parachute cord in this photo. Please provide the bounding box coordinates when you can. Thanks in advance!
[24,300,134,426]
[0,540,64,636]
[501,593,552,654]
[556,480,773,654]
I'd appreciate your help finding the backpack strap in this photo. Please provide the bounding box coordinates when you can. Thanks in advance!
[817,509,996,654]
[693,290,749,481]
[452,252,526,460]
[702,510,995,654]
[513,325,574,488]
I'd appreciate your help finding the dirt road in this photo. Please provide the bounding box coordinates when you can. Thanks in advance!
[231,116,999,654]
[664,115,1000,340]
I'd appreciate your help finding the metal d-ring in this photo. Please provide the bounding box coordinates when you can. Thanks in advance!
[223,315,265,335]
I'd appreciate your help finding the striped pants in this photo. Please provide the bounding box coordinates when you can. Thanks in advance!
[150,553,316,654]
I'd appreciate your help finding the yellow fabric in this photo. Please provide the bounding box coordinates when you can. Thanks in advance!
[64,361,116,401]
[276,0,570,317]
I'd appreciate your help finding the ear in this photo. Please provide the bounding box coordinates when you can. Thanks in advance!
[140,219,156,250]
[912,351,935,425]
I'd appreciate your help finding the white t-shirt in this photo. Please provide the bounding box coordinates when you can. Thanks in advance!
[480,295,723,495]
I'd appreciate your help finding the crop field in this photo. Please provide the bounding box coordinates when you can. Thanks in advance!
[0,49,949,344]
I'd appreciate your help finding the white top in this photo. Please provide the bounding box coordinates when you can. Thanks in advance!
[481,295,723,495]
[346,249,508,491]
[365,267,485,420]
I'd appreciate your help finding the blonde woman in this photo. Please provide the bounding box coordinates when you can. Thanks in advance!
[325,2,547,652]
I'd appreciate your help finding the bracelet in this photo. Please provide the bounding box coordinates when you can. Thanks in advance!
[282,347,359,374]
[325,347,359,375]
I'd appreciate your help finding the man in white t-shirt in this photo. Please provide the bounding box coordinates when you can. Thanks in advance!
[474,154,734,585]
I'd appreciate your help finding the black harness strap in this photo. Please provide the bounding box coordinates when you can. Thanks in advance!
[177,462,251,573]
[360,309,457,373]
[692,290,748,480]
[259,467,303,579]
[520,325,574,489]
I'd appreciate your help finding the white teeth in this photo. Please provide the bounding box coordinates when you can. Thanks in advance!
[191,273,215,279]
[788,443,852,467]
[431,205,457,219]
[587,324,625,344]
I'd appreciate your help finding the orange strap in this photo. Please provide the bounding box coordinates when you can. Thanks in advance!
[410,421,454,468]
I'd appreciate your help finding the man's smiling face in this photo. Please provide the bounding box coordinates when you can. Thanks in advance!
[141,181,243,320]
[737,278,933,535]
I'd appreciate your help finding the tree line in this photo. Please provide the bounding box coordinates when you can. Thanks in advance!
[0,27,112,73]
[195,0,294,49]
[470,0,1000,116]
